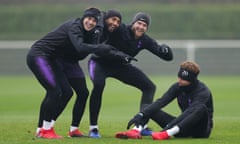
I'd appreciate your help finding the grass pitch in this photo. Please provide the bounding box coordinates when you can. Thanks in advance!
[0,75,239,144]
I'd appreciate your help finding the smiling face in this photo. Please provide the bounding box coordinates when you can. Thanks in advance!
[83,16,97,31]
[105,16,121,32]
[131,20,148,39]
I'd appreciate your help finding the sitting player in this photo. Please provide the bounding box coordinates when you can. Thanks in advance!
[115,61,214,140]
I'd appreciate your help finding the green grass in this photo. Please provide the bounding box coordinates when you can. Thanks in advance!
[0,75,239,144]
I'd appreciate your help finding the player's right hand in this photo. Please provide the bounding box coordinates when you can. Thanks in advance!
[124,56,138,63]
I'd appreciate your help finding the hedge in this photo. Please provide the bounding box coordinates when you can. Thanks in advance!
[0,4,240,39]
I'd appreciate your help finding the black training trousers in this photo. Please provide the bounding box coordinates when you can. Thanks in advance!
[150,104,212,138]
[27,55,72,126]
[88,59,156,125]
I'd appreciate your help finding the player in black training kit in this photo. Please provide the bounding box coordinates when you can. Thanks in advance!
[88,12,173,137]
[116,61,214,140]
[87,9,130,138]
[26,8,125,139]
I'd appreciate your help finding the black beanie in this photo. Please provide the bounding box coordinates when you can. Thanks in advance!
[131,12,151,26]
[105,9,122,22]
[83,7,101,22]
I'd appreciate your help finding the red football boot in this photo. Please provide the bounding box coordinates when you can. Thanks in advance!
[39,128,63,139]
[115,129,142,139]
[68,129,84,137]
[152,131,170,140]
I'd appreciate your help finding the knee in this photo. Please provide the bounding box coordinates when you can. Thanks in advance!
[150,83,156,92]
[92,80,105,92]
[47,88,64,101]
[144,81,156,93]
[187,104,208,117]
[61,87,74,101]
[141,82,156,100]
[83,88,89,98]
[77,88,89,100]
[196,104,208,116]
[66,88,74,98]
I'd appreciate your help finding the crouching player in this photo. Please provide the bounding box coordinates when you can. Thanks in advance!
[115,61,214,140]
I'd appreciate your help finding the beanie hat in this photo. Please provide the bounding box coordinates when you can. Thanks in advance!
[131,12,151,26]
[178,68,199,83]
[105,9,122,22]
[83,7,101,22]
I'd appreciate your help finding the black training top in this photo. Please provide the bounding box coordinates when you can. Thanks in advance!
[142,80,214,127]
[28,18,100,61]
[92,23,173,63]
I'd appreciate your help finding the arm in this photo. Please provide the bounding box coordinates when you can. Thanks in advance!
[163,87,212,130]
[68,20,113,54]
[144,36,173,61]
[93,11,106,44]
[94,23,138,63]
[100,49,138,63]
[190,87,211,107]
[127,83,179,129]
[141,83,178,117]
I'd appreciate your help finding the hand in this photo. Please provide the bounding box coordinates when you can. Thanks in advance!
[127,113,144,129]
[160,44,170,53]
[93,28,103,44]
[159,44,173,61]
[124,56,138,63]
[110,50,138,63]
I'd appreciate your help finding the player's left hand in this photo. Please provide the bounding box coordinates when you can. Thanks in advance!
[127,113,143,129]
[160,44,170,53]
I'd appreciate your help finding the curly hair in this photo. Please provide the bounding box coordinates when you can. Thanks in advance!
[180,61,200,75]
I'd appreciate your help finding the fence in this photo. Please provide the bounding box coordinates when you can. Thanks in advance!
[0,40,240,75]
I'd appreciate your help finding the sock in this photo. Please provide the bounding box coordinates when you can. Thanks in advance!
[42,120,52,130]
[51,120,55,128]
[133,125,143,132]
[166,125,180,137]
[143,124,148,129]
[70,126,78,132]
[90,125,98,131]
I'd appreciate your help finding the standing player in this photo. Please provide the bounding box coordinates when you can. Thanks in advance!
[88,12,173,138]
[26,7,116,139]
[87,9,132,138]
[116,61,214,140]
[58,9,130,138]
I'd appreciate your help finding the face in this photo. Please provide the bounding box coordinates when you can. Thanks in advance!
[105,16,121,32]
[131,20,148,39]
[178,77,191,87]
[83,16,97,31]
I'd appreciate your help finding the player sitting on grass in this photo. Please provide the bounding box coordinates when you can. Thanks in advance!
[115,61,214,140]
